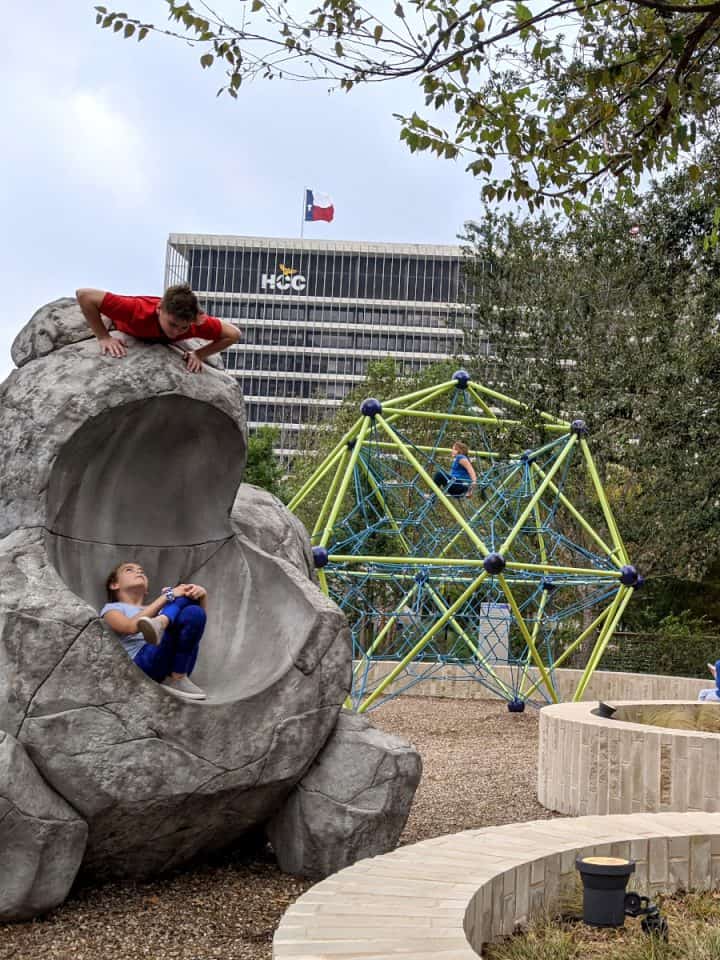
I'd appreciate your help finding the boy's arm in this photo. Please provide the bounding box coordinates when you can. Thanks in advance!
[76,288,127,358]
[184,322,241,372]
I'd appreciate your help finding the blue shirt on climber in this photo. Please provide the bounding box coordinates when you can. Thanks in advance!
[450,454,473,485]
[430,442,477,499]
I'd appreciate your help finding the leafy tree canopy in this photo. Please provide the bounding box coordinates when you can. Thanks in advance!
[464,140,720,582]
[96,0,720,210]
[244,425,288,500]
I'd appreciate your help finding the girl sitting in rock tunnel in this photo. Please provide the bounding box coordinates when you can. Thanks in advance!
[101,561,208,701]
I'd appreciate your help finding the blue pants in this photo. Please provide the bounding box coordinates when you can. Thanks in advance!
[133,596,206,681]
[433,469,469,497]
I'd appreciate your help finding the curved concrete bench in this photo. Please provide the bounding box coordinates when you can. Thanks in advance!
[274,812,720,959]
[539,701,720,817]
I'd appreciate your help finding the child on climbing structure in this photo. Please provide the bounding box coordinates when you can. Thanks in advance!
[432,441,478,498]
[101,561,208,701]
[76,284,241,372]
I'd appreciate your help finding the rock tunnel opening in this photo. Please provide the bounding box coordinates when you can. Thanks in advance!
[44,395,315,698]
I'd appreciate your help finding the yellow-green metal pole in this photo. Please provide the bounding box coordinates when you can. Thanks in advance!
[424,581,515,699]
[573,587,633,701]
[374,414,490,557]
[386,383,452,421]
[357,570,490,712]
[289,443,345,513]
[517,589,549,699]
[517,467,549,698]
[368,441,504,460]
[530,462,619,565]
[579,437,629,564]
[570,588,625,699]
[498,574,559,703]
[318,418,371,547]
[381,407,570,432]
[384,379,456,407]
[468,382,571,426]
[311,446,351,539]
[330,554,621,581]
[520,603,613,701]
[466,383,497,418]
[499,434,578,556]
[441,463,522,557]
[288,416,363,510]
[505,561,621,578]
[359,589,419,663]
[356,457,412,555]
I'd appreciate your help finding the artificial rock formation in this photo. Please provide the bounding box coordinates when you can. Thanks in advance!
[0,731,87,921]
[0,299,351,911]
[267,711,422,878]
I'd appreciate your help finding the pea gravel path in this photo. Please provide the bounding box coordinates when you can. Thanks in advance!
[0,697,552,960]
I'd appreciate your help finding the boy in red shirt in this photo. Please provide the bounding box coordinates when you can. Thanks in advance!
[76,284,241,372]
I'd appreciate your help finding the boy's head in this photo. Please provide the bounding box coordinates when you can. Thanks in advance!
[158,284,200,338]
[453,441,469,456]
[106,561,149,601]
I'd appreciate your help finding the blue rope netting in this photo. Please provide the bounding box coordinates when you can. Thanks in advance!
[315,387,622,712]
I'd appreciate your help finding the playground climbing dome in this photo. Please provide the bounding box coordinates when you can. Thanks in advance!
[289,371,641,713]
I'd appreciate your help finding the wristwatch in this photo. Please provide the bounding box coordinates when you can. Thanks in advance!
[162,587,175,604]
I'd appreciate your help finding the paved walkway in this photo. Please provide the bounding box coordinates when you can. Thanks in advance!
[274,812,720,959]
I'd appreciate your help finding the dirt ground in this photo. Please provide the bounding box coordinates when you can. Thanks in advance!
[0,697,551,960]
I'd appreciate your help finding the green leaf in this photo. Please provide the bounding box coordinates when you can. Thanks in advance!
[200,52,214,68]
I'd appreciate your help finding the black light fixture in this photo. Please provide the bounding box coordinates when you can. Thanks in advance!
[595,701,617,718]
[576,855,635,926]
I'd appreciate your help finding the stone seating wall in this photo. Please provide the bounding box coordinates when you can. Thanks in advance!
[274,812,720,959]
[357,662,706,703]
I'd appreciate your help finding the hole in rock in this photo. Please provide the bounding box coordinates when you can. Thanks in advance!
[45,396,311,699]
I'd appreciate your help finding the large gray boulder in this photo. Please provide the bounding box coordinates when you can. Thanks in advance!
[11,296,223,370]
[231,484,314,578]
[0,300,351,900]
[0,731,87,920]
[267,711,422,878]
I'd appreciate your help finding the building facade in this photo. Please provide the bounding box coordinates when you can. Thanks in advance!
[165,234,477,451]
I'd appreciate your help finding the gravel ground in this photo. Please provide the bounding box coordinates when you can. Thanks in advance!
[0,698,551,960]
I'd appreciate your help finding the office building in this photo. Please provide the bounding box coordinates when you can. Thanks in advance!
[165,234,476,452]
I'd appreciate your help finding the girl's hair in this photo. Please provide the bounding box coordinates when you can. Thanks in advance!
[105,562,129,602]
[454,441,470,456]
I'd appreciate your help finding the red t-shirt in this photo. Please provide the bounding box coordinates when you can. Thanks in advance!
[100,293,223,342]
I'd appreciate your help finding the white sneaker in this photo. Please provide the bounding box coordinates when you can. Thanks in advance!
[161,676,207,700]
[137,616,166,646]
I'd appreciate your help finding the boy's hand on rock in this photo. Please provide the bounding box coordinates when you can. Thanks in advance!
[99,336,126,358]
[185,584,207,601]
[183,350,203,373]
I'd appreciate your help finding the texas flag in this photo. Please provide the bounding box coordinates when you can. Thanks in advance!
[304,189,334,223]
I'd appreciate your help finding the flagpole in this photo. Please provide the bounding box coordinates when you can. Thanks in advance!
[300,187,307,239]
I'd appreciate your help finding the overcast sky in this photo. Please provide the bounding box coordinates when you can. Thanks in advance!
[0,1,488,380]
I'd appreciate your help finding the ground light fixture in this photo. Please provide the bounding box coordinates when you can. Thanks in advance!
[576,856,636,926]
[575,856,669,939]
